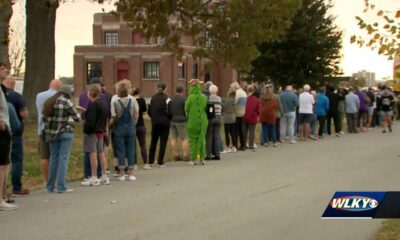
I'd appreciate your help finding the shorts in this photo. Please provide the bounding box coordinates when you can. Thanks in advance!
[381,111,393,117]
[368,107,375,116]
[298,113,313,124]
[170,122,188,140]
[0,128,11,166]
[84,134,104,153]
[38,134,50,159]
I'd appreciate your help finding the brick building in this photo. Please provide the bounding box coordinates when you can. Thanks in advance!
[73,13,238,97]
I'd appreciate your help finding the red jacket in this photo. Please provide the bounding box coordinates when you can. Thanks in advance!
[244,95,260,124]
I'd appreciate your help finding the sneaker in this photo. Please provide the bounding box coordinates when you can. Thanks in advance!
[263,143,269,147]
[158,164,166,168]
[222,148,232,154]
[118,176,126,181]
[238,147,246,151]
[290,140,296,144]
[212,155,221,160]
[105,168,110,174]
[205,156,212,160]
[81,177,100,186]
[253,144,258,149]
[143,164,152,170]
[336,133,341,137]
[188,161,196,166]
[58,189,74,193]
[231,147,237,152]
[100,176,110,185]
[339,131,345,135]
[0,201,17,211]
[133,164,138,170]
[128,175,137,181]
[199,160,206,165]
[12,189,30,197]
[309,135,318,140]
[273,143,278,147]
[382,129,387,133]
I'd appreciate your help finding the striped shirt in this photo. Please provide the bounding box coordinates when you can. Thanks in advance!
[44,95,79,141]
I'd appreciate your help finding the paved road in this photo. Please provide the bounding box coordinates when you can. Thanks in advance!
[2,124,400,240]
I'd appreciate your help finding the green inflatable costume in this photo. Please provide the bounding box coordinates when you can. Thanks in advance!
[185,81,208,162]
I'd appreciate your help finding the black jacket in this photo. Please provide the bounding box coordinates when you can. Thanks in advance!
[148,92,171,126]
[84,99,108,134]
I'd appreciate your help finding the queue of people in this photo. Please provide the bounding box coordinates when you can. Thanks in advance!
[0,59,397,210]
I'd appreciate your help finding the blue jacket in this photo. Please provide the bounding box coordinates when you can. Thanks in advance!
[315,93,329,117]
[279,91,299,113]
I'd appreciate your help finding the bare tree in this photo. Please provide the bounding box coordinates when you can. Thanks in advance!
[0,0,14,67]
[9,4,25,77]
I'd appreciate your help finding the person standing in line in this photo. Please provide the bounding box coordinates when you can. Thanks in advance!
[326,85,344,137]
[260,85,279,147]
[354,87,369,132]
[205,84,223,160]
[148,82,171,167]
[222,89,237,153]
[110,82,139,181]
[36,79,62,187]
[81,85,109,186]
[298,84,315,141]
[315,87,330,138]
[366,87,376,128]
[279,85,299,144]
[43,85,79,193]
[345,88,360,134]
[243,85,260,151]
[100,83,113,173]
[185,79,208,165]
[132,88,150,170]
[230,82,247,151]
[78,78,105,179]
[379,89,394,133]
[337,88,347,134]
[0,63,17,210]
[168,85,189,162]
[1,75,30,197]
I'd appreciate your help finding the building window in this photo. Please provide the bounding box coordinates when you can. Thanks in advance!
[156,36,165,45]
[178,63,185,79]
[143,62,160,79]
[104,32,119,45]
[192,63,199,79]
[87,62,102,84]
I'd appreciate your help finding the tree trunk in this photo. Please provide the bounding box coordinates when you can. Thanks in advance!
[0,0,13,68]
[24,0,58,119]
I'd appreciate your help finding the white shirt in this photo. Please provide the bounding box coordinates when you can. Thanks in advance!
[299,92,315,114]
[110,95,139,117]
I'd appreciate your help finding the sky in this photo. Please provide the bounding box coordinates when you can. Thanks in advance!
[10,0,398,80]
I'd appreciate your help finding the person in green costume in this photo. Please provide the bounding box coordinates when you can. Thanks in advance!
[185,79,208,165]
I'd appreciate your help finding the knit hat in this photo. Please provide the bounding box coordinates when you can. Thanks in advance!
[59,85,73,97]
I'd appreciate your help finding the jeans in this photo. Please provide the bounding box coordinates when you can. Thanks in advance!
[262,123,276,143]
[206,118,222,157]
[149,124,170,165]
[235,117,245,149]
[346,113,358,133]
[113,129,136,169]
[244,123,256,148]
[327,111,341,134]
[224,123,236,147]
[47,132,73,192]
[317,116,327,136]
[136,125,148,165]
[11,134,23,192]
[280,111,296,141]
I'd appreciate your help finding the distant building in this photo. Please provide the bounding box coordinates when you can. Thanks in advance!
[73,13,238,97]
[352,70,376,87]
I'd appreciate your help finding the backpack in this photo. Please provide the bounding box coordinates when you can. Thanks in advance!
[206,102,216,119]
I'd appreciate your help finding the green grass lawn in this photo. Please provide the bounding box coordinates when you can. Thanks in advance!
[21,120,179,190]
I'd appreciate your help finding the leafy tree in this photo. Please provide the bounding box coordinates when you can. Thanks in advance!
[351,0,400,59]
[115,0,301,72]
[249,0,343,88]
